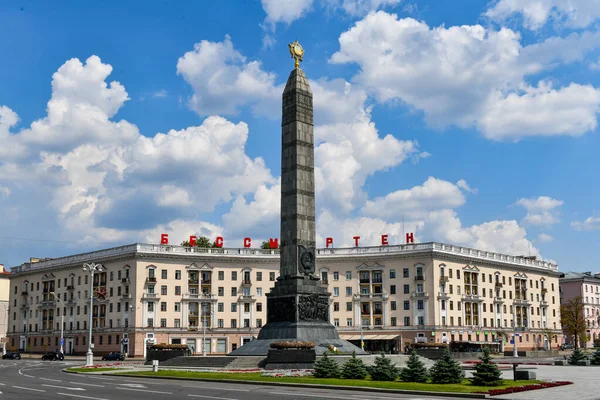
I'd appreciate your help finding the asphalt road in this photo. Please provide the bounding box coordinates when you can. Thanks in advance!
[0,359,457,400]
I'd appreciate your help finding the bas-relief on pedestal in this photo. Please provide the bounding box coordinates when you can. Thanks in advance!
[230,43,365,357]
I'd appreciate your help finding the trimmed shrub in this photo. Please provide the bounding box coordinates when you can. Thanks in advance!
[313,352,340,378]
[471,347,503,386]
[568,347,587,365]
[341,351,368,379]
[430,347,465,384]
[368,353,399,381]
[399,350,428,383]
[590,348,600,365]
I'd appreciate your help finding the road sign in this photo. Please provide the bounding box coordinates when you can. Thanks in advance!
[510,340,514,344]
[60,338,64,345]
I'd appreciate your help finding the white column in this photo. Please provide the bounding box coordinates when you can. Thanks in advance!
[369,302,373,327]
[250,303,254,328]
[182,302,188,328]
[211,303,215,328]
[354,301,360,327]
[382,301,388,327]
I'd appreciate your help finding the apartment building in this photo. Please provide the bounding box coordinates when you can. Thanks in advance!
[6,242,562,357]
[0,264,9,353]
[559,271,600,347]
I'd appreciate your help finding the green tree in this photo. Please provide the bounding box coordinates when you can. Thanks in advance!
[341,351,368,379]
[568,347,587,365]
[313,352,340,378]
[368,353,399,381]
[180,240,190,247]
[429,347,464,384]
[261,240,280,249]
[195,236,212,248]
[471,348,503,386]
[399,350,428,383]
[590,348,600,365]
[561,296,586,349]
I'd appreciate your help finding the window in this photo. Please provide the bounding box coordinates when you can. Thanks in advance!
[403,284,410,294]
[257,272,262,281]
[160,318,167,328]
[346,302,352,311]
[390,269,396,279]
[244,303,250,313]
[334,302,339,311]
[404,300,410,310]
[463,271,478,296]
[403,268,409,278]
[269,272,275,281]
[161,302,167,312]
[346,271,352,280]
[161,285,167,295]
[417,300,424,310]
[231,319,237,328]
[390,285,396,294]
[161,270,167,279]
[174,302,180,312]
[217,319,223,328]
[218,302,224,312]
[218,271,224,280]
[148,302,154,312]
[334,319,340,327]
[404,316,410,326]
[418,316,424,325]
[333,287,339,297]
[416,283,423,293]
[175,286,181,296]
[256,319,262,328]
[231,271,237,281]
[391,317,397,326]
[346,287,352,296]
[147,318,154,327]
[256,303,262,312]
[256,287,262,296]
[449,269,453,278]
[175,270,181,280]
[231,287,237,296]
[456,270,460,279]
[391,301,397,310]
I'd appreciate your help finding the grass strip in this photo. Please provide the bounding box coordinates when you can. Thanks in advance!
[118,370,538,394]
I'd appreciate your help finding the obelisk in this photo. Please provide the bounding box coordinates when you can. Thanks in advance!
[230,41,364,356]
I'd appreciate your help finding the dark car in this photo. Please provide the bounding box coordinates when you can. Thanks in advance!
[2,352,21,360]
[560,343,575,350]
[101,352,125,361]
[41,351,64,361]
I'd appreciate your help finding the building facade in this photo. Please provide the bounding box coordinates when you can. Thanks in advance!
[559,271,600,347]
[0,264,9,353]
[6,242,562,357]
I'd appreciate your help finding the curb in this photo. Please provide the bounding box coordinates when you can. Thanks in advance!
[99,372,488,399]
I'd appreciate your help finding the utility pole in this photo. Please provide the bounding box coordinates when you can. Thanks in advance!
[83,263,103,366]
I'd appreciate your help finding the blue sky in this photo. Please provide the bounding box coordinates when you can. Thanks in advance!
[1,0,600,272]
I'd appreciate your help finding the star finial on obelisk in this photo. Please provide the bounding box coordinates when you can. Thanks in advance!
[288,40,304,69]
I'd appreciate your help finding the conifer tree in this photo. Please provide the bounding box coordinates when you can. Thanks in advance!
[313,352,340,378]
[471,347,503,386]
[341,351,368,379]
[568,347,587,365]
[399,350,428,383]
[368,353,399,381]
[590,348,600,365]
[429,347,465,384]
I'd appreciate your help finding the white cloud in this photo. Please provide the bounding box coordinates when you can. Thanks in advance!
[223,181,281,238]
[152,89,168,98]
[571,216,600,231]
[324,0,401,16]
[176,35,279,117]
[516,196,564,225]
[485,0,600,30]
[361,177,466,219]
[456,179,478,194]
[330,11,600,140]
[261,0,315,24]
[538,233,554,242]
[479,81,600,140]
[0,185,10,199]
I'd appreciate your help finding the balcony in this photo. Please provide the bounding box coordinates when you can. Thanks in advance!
[411,292,429,298]
[439,276,449,284]
[321,279,328,285]
[541,288,548,295]
[495,282,503,288]
[359,278,370,284]
[21,291,28,296]
[66,285,75,291]
[493,297,504,303]
[142,293,159,299]
[121,293,132,300]
[188,279,199,285]
[437,292,450,300]
[146,277,157,283]
[182,293,216,301]
[121,277,130,284]
[353,292,389,300]
[66,298,76,305]
[541,300,549,307]
[513,298,530,306]
[414,275,425,281]
[372,277,383,284]
[241,279,252,286]
[238,295,255,302]
[462,294,483,302]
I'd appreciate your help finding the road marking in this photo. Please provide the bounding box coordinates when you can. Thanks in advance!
[39,377,62,382]
[12,386,45,392]
[58,393,109,400]
[0,383,5,385]
[85,376,116,381]
[121,387,172,394]
[42,384,85,391]
[69,381,105,388]
[119,383,146,388]
[268,392,373,400]
[192,385,249,392]
[188,395,239,400]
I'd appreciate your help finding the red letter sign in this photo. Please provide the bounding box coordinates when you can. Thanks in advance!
[269,238,279,249]
[381,234,388,245]
[215,236,223,248]
[189,236,197,247]
[406,232,414,244]
[326,237,333,248]
[244,237,251,248]
[160,233,169,245]
[353,236,360,247]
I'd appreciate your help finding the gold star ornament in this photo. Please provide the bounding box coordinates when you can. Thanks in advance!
[288,40,304,69]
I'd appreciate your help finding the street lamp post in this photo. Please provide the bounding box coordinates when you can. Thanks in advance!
[360,318,364,351]
[83,262,103,366]
[49,292,64,354]
[0,302,7,355]
[202,302,207,357]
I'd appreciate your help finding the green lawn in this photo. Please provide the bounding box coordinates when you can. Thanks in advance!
[117,371,537,394]
[67,367,121,373]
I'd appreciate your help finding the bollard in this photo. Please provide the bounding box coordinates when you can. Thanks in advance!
[152,359,159,372]
[513,363,517,381]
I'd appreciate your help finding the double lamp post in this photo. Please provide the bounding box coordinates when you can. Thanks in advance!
[83,262,103,366]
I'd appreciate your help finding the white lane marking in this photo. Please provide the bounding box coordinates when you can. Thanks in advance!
[268,391,373,400]
[39,377,62,382]
[0,383,5,385]
[84,376,116,381]
[69,381,105,388]
[191,385,249,392]
[57,393,109,400]
[119,383,146,388]
[120,387,173,394]
[42,384,86,391]
[12,385,46,392]
[188,395,239,400]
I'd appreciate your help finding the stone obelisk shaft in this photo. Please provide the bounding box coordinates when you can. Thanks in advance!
[280,68,315,279]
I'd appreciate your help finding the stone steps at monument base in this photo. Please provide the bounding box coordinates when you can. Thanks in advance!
[225,356,267,369]
[159,356,235,368]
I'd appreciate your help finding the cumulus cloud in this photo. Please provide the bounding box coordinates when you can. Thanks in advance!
[330,11,600,140]
[538,233,554,242]
[456,179,478,194]
[485,0,600,30]
[571,216,600,231]
[516,196,564,225]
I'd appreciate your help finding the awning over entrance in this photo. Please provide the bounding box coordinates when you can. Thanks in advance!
[340,334,400,341]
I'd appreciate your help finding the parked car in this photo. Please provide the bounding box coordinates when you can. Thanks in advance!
[2,351,21,360]
[101,352,125,361]
[560,343,574,350]
[41,351,64,361]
